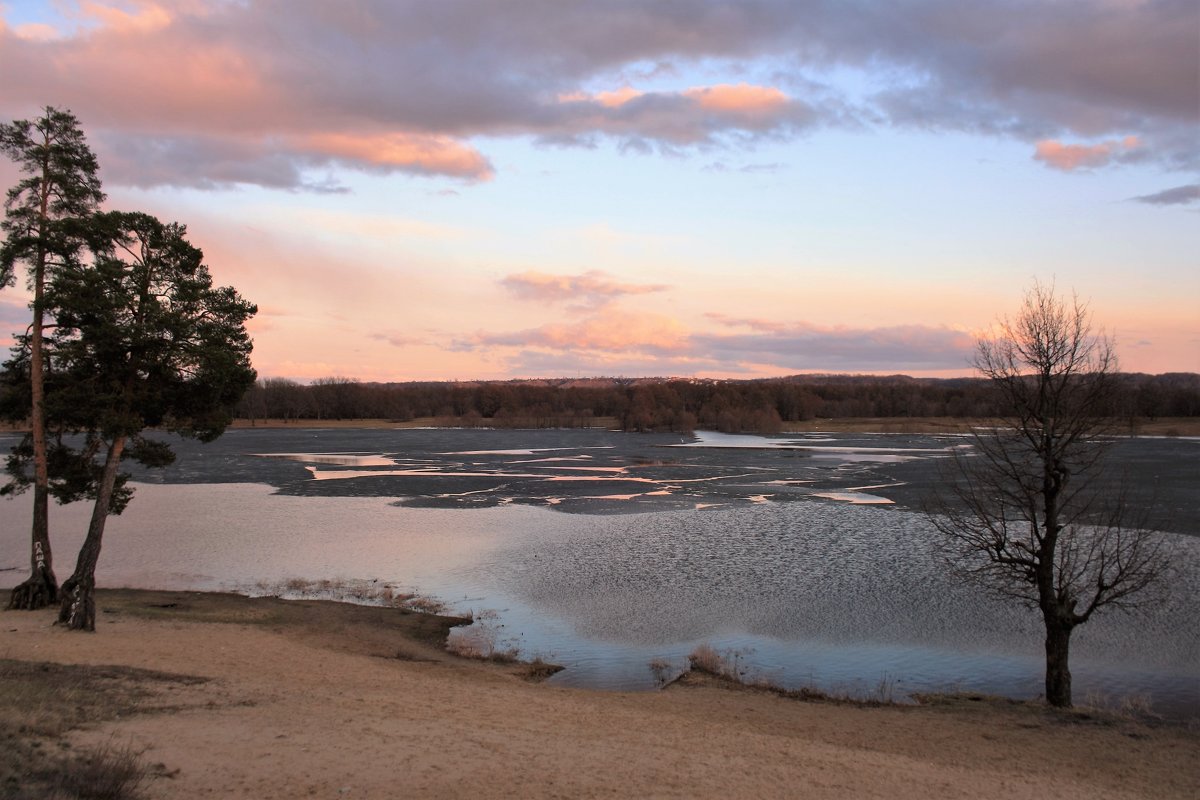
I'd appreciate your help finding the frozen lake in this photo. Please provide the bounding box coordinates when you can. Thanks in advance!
[2,427,1197,717]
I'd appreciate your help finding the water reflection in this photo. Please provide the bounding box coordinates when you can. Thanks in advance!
[1,427,1196,718]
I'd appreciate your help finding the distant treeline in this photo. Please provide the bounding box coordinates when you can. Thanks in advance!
[234,373,1200,433]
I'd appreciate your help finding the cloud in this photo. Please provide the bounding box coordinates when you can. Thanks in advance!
[11,21,60,41]
[2,0,1195,189]
[0,295,30,347]
[458,308,689,354]
[371,332,426,348]
[77,0,173,34]
[456,309,976,375]
[1033,136,1141,171]
[1128,183,1200,206]
[695,318,977,372]
[500,349,730,379]
[683,83,788,115]
[298,132,493,180]
[501,270,669,308]
[552,82,817,148]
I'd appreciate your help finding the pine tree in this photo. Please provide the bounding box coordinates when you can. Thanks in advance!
[1,107,104,609]
[46,211,256,630]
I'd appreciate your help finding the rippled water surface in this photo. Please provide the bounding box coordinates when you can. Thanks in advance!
[2,427,1197,717]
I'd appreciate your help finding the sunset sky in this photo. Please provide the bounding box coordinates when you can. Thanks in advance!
[1,0,1196,382]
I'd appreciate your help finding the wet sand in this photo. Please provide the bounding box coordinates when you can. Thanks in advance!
[2,589,1196,799]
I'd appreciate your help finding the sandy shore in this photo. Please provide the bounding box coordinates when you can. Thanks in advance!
[2,590,1196,799]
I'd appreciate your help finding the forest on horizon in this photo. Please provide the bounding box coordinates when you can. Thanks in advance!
[234,372,1200,434]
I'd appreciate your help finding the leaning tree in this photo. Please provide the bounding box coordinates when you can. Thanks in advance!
[43,210,256,630]
[1,107,105,609]
[931,282,1166,707]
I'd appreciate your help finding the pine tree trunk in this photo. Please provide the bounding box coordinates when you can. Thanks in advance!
[10,233,56,610]
[7,485,57,609]
[1044,620,1073,708]
[58,436,125,632]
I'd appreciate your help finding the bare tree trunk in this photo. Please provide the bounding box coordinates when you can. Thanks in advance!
[1044,619,1073,708]
[58,436,125,632]
[9,239,57,610]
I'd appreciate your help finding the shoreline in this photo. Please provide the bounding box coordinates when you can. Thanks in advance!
[7,415,1199,437]
[224,415,1200,436]
[2,588,1197,798]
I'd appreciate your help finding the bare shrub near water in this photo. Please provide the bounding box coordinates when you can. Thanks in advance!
[680,645,902,706]
[873,674,897,704]
[253,577,446,613]
[446,610,521,662]
[648,657,677,687]
[1082,689,1160,721]
[687,644,756,683]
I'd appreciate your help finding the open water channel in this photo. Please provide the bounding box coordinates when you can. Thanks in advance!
[2,427,1197,717]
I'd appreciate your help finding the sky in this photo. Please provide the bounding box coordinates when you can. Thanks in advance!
[0,0,1197,382]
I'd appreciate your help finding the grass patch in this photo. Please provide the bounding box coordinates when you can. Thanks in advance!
[669,644,900,706]
[687,644,755,683]
[45,739,155,800]
[92,588,471,654]
[252,577,448,614]
[1082,689,1161,722]
[0,660,203,799]
[446,610,521,662]
[445,610,564,681]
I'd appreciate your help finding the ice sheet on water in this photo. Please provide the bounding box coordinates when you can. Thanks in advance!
[812,491,895,504]
[670,430,952,462]
[252,452,397,467]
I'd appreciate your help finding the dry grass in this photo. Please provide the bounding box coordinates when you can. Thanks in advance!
[687,644,756,682]
[444,610,564,681]
[445,610,521,662]
[253,577,448,614]
[678,644,905,706]
[1082,689,1162,722]
[0,660,200,799]
[45,739,154,800]
[647,657,678,688]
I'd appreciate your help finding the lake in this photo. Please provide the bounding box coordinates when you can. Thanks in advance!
[2,427,1197,717]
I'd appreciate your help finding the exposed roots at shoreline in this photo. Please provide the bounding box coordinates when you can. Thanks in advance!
[7,570,58,611]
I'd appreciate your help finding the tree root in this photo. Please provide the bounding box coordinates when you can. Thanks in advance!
[58,576,96,632]
[7,570,58,610]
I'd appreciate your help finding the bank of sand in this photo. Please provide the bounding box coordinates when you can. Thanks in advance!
[2,590,1197,799]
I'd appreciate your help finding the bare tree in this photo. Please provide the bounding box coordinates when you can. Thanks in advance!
[931,282,1166,708]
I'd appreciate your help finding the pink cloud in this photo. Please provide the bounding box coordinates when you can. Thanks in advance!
[461,309,689,353]
[371,332,426,348]
[704,313,792,334]
[2,1,1193,189]
[501,270,669,307]
[300,133,493,180]
[553,82,811,147]
[10,22,60,41]
[1033,136,1140,171]
[682,83,788,115]
[78,1,173,34]
[560,87,645,108]
[454,305,978,375]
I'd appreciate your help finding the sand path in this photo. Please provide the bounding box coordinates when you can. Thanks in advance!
[3,601,1196,799]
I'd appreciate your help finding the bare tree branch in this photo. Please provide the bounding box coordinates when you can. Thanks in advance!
[928,280,1168,708]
